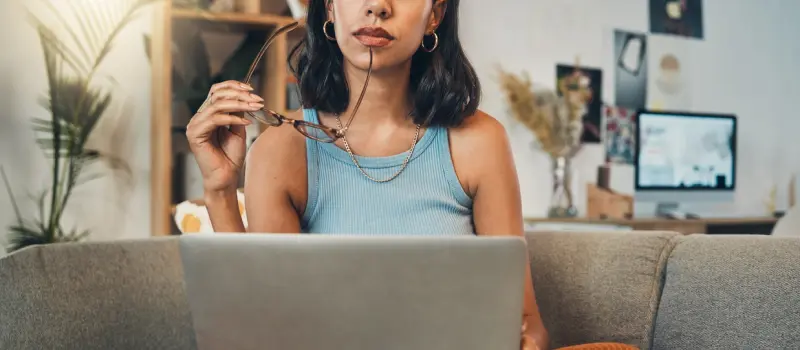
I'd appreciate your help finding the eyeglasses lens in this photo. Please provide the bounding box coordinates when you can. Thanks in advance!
[246,110,281,126]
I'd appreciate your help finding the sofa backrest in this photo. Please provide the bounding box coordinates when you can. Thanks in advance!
[525,230,679,349]
[651,235,800,349]
[0,237,195,350]
[6,231,797,350]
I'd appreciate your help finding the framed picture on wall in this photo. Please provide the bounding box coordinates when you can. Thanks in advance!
[649,0,704,39]
[556,64,603,144]
[613,29,648,109]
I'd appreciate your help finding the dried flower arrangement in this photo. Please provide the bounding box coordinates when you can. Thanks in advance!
[497,66,585,158]
[497,64,592,218]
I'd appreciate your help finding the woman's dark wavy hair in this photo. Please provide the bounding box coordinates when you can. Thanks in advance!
[288,0,480,127]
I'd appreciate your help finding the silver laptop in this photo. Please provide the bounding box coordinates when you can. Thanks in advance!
[179,233,528,350]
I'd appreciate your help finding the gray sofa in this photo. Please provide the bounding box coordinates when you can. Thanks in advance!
[1,231,798,349]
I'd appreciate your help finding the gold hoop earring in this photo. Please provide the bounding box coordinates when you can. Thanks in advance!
[323,20,336,41]
[421,32,438,52]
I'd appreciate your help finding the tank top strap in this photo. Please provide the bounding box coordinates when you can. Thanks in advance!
[431,125,473,208]
[302,108,321,223]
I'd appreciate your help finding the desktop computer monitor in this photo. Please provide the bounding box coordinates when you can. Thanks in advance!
[634,110,737,218]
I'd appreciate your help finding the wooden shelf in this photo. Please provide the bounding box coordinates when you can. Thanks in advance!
[172,8,297,28]
[525,217,779,235]
[525,217,778,225]
[149,1,301,236]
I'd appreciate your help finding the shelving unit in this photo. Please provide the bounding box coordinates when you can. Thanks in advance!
[149,1,304,236]
[172,7,295,27]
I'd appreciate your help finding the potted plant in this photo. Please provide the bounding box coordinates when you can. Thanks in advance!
[1,0,156,253]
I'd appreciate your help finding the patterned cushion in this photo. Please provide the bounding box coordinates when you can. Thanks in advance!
[173,190,247,234]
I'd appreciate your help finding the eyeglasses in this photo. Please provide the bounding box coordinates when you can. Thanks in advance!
[241,21,373,143]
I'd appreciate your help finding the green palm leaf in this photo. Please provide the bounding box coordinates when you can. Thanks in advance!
[4,0,158,253]
[7,225,50,253]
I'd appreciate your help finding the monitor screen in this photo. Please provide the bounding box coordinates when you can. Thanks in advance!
[635,111,736,191]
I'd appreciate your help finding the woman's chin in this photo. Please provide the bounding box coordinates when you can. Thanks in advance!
[345,41,414,68]
[344,52,399,73]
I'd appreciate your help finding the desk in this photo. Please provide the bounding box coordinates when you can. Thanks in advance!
[524,217,778,235]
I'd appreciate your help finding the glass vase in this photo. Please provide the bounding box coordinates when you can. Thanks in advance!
[548,155,578,218]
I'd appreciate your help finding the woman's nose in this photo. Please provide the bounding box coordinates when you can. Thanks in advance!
[364,0,392,20]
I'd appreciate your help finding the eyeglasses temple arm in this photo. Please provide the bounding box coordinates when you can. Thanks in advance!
[241,22,371,135]
[243,22,300,85]
[342,48,373,131]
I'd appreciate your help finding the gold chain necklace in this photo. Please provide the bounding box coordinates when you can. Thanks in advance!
[334,115,421,183]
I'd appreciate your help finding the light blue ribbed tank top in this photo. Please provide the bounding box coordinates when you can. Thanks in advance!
[300,108,475,235]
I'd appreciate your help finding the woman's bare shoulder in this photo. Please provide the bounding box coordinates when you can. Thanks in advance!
[447,110,514,196]
[247,109,307,166]
[244,109,308,212]
[448,109,512,155]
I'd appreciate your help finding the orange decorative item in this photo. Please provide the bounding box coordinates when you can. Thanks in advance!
[555,343,639,350]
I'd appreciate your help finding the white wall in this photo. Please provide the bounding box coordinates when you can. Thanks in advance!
[460,0,800,218]
[776,10,800,208]
[0,1,154,255]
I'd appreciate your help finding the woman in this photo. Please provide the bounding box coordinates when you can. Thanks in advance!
[186,1,632,349]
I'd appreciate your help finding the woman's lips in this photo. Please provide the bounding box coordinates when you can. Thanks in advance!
[353,26,394,48]
[354,35,392,47]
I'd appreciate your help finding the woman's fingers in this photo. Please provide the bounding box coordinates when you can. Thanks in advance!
[187,113,251,142]
[198,114,251,129]
[199,99,264,118]
[210,88,264,104]
[197,80,260,110]
[210,80,254,94]
[197,80,257,113]
[188,81,259,144]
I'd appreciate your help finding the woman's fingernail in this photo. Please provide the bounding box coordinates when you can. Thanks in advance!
[240,83,254,90]
[250,93,264,102]
[249,102,264,108]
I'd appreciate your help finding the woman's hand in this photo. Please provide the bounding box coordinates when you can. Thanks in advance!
[521,320,543,350]
[522,335,540,350]
[186,80,264,193]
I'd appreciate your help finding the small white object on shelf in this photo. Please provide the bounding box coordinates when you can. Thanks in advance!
[285,0,308,19]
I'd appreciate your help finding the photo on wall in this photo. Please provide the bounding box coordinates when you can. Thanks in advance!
[647,34,693,110]
[649,0,704,39]
[556,64,603,143]
[613,29,648,109]
[603,106,637,165]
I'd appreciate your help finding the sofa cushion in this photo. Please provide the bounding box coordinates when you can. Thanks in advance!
[652,235,800,349]
[0,237,196,350]
[525,231,680,349]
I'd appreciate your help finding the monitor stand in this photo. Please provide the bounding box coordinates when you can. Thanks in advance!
[655,202,700,219]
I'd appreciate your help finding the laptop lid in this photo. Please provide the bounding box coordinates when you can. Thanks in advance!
[179,233,527,350]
